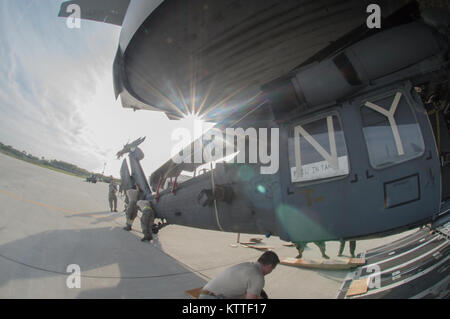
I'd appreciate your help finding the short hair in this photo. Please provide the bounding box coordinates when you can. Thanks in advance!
[258,251,280,266]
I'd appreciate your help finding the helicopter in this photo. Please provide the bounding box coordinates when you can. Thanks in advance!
[59,0,450,245]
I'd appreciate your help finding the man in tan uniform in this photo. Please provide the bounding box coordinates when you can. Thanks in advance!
[199,251,279,299]
[108,179,118,212]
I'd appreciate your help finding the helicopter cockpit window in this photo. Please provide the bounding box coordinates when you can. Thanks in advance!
[361,92,425,168]
[288,114,349,183]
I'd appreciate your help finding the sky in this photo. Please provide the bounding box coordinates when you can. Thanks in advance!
[0,0,212,178]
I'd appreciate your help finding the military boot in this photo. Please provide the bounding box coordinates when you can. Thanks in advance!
[141,234,153,242]
[123,225,132,231]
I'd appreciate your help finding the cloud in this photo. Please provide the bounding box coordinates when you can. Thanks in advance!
[0,1,217,179]
[0,0,121,172]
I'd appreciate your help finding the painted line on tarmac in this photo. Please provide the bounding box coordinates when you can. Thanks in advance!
[0,188,81,215]
[0,188,114,220]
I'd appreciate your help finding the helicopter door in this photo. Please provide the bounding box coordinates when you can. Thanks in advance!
[350,85,441,237]
[277,84,441,243]
[279,111,352,242]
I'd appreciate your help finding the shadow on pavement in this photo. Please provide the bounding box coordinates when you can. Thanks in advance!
[65,211,127,224]
[0,226,206,298]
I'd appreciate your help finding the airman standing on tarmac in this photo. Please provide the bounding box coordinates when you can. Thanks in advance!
[123,187,139,231]
[136,200,156,242]
[294,241,330,259]
[108,178,118,212]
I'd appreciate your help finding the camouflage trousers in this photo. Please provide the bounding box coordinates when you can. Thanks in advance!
[125,189,139,226]
[136,200,155,237]
[339,240,356,257]
[108,194,117,211]
[140,207,155,237]
[125,199,138,226]
[295,241,327,258]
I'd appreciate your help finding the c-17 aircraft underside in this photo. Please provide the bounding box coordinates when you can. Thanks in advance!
[60,0,418,123]
[59,1,450,250]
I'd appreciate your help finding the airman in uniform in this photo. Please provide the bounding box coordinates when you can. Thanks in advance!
[108,179,118,212]
[123,188,139,231]
[136,200,156,242]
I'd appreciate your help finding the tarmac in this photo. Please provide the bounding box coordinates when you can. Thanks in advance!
[0,152,427,298]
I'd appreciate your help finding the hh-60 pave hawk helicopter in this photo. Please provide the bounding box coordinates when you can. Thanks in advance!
[59,1,450,248]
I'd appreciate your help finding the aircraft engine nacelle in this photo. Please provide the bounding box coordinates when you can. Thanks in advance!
[264,22,447,116]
